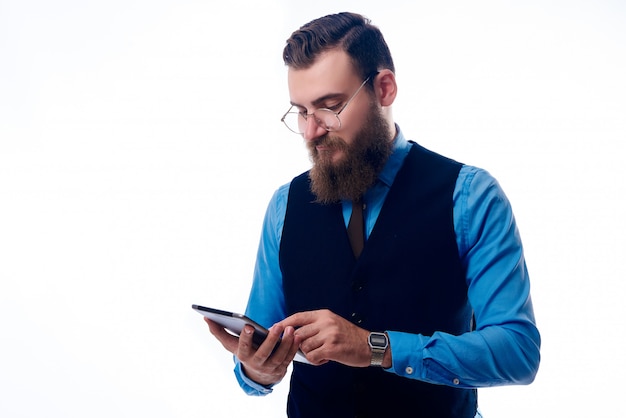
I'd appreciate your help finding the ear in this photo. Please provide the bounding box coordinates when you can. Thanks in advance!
[373,69,397,107]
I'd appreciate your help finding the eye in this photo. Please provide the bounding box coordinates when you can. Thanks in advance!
[325,102,344,112]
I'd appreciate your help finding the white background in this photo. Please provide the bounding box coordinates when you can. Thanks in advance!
[1,1,625,416]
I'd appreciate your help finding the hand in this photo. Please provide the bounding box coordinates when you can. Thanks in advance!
[204,318,301,386]
[277,309,372,367]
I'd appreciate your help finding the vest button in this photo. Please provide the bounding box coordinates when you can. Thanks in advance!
[350,312,363,324]
[352,282,365,292]
[453,378,460,385]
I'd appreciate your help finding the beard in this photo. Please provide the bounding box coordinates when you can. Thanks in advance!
[307,103,393,204]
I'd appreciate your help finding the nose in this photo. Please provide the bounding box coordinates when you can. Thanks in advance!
[302,115,327,142]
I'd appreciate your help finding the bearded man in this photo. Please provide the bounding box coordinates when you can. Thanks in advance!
[205,12,540,418]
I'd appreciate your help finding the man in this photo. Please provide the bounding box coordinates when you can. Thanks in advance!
[206,12,540,418]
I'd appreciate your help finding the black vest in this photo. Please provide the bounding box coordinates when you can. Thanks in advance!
[279,143,477,418]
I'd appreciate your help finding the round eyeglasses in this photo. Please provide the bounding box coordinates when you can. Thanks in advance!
[280,76,371,135]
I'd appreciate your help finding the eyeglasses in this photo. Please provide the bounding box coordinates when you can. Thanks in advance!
[280,76,371,135]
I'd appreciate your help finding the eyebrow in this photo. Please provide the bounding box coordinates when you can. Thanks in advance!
[290,92,348,109]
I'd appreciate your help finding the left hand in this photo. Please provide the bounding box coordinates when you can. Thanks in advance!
[203,318,299,386]
[276,309,371,367]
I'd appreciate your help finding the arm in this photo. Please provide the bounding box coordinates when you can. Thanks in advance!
[274,166,540,387]
[386,166,541,387]
[232,184,293,395]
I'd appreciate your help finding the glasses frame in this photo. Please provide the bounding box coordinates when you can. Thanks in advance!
[280,75,372,135]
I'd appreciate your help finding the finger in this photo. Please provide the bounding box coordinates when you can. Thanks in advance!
[284,327,302,360]
[205,318,239,353]
[270,326,300,365]
[293,323,320,341]
[277,311,316,329]
[301,342,330,366]
[237,324,258,360]
[248,324,283,363]
[298,333,324,358]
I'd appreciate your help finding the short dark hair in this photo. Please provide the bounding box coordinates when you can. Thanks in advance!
[283,12,395,83]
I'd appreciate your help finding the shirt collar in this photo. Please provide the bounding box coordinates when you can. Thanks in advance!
[377,124,411,188]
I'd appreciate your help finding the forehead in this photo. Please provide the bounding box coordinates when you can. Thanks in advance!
[287,49,359,106]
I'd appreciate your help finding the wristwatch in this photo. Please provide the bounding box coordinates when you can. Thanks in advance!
[368,332,388,367]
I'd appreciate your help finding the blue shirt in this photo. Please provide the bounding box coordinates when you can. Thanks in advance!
[234,127,540,400]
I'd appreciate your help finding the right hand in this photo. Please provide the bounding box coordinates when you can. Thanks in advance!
[205,318,301,386]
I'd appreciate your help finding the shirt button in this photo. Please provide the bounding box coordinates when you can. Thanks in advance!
[405,366,414,375]
[453,378,460,385]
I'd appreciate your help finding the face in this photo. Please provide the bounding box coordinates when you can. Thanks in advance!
[287,49,393,203]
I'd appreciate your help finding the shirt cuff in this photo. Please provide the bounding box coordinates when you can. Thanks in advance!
[383,331,427,379]
[234,358,274,396]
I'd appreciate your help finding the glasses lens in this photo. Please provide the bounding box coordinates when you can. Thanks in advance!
[281,112,303,134]
[281,109,341,134]
[315,109,341,131]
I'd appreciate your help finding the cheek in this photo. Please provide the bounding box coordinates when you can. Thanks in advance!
[337,108,370,145]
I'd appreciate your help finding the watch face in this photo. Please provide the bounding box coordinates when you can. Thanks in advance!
[370,333,387,348]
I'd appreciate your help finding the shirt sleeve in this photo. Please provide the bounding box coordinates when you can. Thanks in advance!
[385,166,541,388]
[232,183,290,396]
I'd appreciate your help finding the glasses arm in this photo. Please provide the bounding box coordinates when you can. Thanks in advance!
[336,76,371,116]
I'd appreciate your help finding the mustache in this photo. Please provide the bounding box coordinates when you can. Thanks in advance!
[309,134,348,150]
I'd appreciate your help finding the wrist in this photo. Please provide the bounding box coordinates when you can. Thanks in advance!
[241,363,281,387]
[381,343,392,368]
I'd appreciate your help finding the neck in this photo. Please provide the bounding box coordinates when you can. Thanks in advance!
[382,108,396,141]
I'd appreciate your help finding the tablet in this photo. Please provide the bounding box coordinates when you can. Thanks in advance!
[192,304,309,364]
[192,304,269,347]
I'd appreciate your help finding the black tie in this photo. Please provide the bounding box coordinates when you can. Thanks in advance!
[347,198,365,258]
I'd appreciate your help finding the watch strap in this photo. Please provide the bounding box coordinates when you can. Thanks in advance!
[370,348,385,367]
[368,332,388,367]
